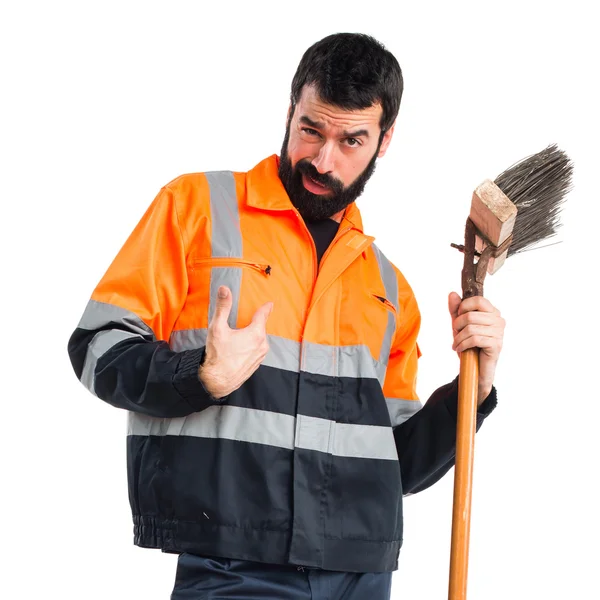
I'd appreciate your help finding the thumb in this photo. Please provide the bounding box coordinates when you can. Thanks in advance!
[448,291,462,323]
[212,286,233,326]
[250,301,274,330]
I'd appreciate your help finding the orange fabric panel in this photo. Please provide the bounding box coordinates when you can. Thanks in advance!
[382,265,421,401]
[91,185,191,341]
[168,173,213,332]
[236,170,314,341]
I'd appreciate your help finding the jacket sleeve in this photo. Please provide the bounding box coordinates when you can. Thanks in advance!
[382,270,497,496]
[67,185,220,418]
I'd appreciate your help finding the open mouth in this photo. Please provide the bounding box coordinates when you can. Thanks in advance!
[302,174,331,195]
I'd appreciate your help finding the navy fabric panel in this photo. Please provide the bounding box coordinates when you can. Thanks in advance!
[68,325,153,380]
[323,455,403,543]
[288,447,332,568]
[393,378,461,494]
[128,435,294,529]
[93,338,209,417]
[288,449,401,572]
[336,375,392,426]
[134,514,292,566]
[224,364,299,416]
[320,536,401,573]
[296,372,391,426]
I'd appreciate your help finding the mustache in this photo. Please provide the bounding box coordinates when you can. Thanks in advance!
[295,160,343,193]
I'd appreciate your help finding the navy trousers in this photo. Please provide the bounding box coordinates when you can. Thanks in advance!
[170,553,393,600]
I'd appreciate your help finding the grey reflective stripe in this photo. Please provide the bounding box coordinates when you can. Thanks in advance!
[206,171,242,258]
[82,330,144,394]
[170,328,208,352]
[128,408,398,461]
[295,415,398,460]
[373,359,388,387]
[129,406,296,449]
[77,300,155,394]
[170,328,298,369]
[206,171,243,328]
[263,335,301,372]
[301,341,379,379]
[372,244,398,368]
[385,397,423,427]
[77,299,155,337]
[169,329,384,381]
[209,267,241,329]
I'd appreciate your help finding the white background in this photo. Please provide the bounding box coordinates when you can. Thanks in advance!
[2,1,598,598]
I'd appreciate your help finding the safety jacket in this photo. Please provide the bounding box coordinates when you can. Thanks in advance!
[68,155,496,573]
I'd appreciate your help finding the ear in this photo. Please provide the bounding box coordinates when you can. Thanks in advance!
[377,121,396,158]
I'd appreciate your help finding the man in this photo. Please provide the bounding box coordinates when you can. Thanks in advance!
[68,33,504,599]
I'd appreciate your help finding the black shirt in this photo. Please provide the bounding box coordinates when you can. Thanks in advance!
[306,218,340,267]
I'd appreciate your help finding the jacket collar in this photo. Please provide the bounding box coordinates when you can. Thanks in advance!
[246,154,365,233]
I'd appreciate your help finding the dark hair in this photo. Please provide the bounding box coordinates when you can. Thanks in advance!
[290,33,403,133]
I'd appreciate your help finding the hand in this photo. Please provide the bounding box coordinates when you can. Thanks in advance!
[448,292,505,404]
[199,286,273,399]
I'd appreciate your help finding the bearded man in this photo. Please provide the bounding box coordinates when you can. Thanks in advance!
[68,32,504,600]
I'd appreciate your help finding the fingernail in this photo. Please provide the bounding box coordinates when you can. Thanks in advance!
[218,287,228,298]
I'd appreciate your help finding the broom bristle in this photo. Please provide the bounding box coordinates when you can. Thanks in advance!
[494,144,573,256]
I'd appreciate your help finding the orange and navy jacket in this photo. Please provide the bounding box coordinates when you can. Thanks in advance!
[68,155,496,572]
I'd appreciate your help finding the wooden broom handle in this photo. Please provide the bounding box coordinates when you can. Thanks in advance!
[448,346,480,600]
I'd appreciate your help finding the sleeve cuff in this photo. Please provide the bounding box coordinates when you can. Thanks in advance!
[442,376,498,421]
[477,386,498,417]
[173,347,227,409]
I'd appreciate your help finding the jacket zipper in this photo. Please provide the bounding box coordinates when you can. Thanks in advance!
[192,257,272,277]
[373,294,397,314]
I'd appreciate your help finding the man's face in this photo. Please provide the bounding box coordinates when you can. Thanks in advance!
[279,84,395,222]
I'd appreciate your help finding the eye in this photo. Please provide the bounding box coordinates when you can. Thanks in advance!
[345,137,362,147]
[301,127,320,137]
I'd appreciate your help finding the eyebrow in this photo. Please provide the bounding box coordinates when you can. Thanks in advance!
[299,115,370,139]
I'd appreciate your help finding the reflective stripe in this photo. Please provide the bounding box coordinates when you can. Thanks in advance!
[206,171,242,258]
[170,328,208,352]
[206,171,243,328]
[295,415,398,460]
[302,341,380,380]
[169,329,385,383]
[82,329,144,394]
[77,299,154,337]
[385,397,423,427]
[372,244,398,368]
[263,335,301,373]
[208,267,241,329]
[129,406,296,449]
[128,408,398,461]
[77,300,154,393]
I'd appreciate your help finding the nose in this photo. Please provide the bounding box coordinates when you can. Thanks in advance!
[311,142,335,174]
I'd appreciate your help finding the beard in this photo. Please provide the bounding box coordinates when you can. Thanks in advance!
[278,124,380,222]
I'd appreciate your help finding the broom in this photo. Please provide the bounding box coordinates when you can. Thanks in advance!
[448,144,573,600]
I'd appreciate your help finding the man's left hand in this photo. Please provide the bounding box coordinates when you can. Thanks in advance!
[448,292,506,404]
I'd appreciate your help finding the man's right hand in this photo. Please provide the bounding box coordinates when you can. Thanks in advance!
[198,286,273,399]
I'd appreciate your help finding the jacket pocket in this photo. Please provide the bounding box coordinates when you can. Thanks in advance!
[191,257,272,277]
[371,293,397,315]
[186,257,273,330]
